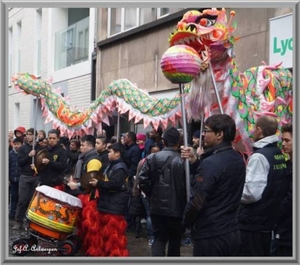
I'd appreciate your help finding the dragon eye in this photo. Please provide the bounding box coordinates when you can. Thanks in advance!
[200,18,215,27]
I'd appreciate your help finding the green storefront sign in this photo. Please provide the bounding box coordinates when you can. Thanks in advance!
[273,37,293,56]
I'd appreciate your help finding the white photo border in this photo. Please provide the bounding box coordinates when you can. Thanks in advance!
[1,0,299,264]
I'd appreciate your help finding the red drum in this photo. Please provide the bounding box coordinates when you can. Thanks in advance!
[27,185,82,240]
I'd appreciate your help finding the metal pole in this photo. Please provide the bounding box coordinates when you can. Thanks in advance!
[116,112,120,143]
[179,83,190,201]
[209,62,224,114]
[32,97,39,164]
[199,113,204,149]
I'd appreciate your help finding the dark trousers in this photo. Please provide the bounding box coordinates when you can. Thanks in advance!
[9,182,19,219]
[150,214,183,256]
[125,181,134,229]
[273,240,292,256]
[15,175,39,223]
[193,230,241,256]
[132,215,142,237]
[238,229,272,256]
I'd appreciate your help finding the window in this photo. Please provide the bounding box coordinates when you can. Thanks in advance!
[108,8,171,37]
[139,8,157,25]
[16,21,22,73]
[8,27,13,83]
[14,102,20,128]
[35,8,42,76]
[158,8,170,17]
[109,8,121,35]
[54,8,90,71]
[124,8,137,30]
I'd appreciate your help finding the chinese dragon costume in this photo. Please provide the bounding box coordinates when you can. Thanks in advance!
[11,8,293,256]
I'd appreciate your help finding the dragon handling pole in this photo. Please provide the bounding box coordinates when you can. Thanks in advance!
[179,83,191,201]
[116,112,120,143]
[210,62,224,114]
[32,97,39,164]
[199,114,204,150]
[198,63,223,149]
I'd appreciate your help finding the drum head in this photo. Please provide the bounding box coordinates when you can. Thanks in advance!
[35,149,49,171]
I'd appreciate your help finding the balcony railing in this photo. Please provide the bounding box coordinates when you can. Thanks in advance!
[54,17,89,71]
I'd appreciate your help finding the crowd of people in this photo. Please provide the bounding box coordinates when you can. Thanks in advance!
[8,114,293,257]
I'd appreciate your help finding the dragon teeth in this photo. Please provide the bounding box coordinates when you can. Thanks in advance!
[189,36,196,42]
[184,37,190,44]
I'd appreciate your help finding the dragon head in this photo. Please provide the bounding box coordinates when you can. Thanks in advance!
[168,8,239,69]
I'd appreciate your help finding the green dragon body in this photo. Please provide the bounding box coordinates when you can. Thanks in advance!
[12,8,292,155]
[12,74,190,136]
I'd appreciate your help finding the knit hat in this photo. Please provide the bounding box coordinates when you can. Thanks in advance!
[136,133,146,142]
[193,130,201,139]
[14,126,26,136]
[162,127,180,145]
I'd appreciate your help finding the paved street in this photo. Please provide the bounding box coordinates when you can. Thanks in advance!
[9,219,193,257]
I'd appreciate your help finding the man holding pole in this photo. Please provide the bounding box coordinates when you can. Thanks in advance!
[13,128,41,230]
[181,114,246,256]
[139,127,186,256]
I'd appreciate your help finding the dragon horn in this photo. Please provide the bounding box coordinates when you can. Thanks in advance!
[228,11,236,29]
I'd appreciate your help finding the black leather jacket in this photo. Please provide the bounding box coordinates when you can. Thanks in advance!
[139,147,186,218]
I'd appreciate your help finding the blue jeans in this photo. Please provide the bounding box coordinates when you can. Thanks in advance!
[141,196,153,239]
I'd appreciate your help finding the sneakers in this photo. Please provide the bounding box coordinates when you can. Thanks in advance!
[12,222,22,230]
[140,218,147,224]
[148,238,154,246]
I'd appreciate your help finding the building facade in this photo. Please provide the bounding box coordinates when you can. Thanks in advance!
[8,7,96,133]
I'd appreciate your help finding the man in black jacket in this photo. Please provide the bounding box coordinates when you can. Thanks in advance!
[9,137,23,220]
[67,134,104,256]
[123,131,141,230]
[181,114,246,256]
[13,128,41,230]
[95,136,109,172]
[274,123,292,256]
[38,129,68,188]
[124,131,141,183]
[139,127,186,256]
[64,139,80,175]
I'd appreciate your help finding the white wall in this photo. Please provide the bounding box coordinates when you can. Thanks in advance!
[8,8,94,133]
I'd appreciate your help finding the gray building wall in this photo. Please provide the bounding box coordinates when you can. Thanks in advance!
[96,8,293,94]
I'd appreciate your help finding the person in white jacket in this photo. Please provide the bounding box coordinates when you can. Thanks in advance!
[238,115,289,256]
